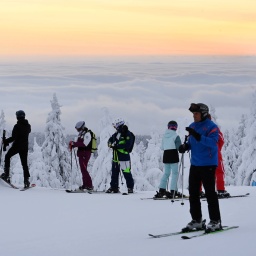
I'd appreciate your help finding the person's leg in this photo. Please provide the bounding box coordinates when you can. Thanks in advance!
[120,161,134,189]
[202,166,221,221]
[110,161,120,189]
[79,151,92,188]
[159,164,171,189]
[169,163,179,191]
[189,165,202,221]
[4,147,18,176]
[19,150,30,180]
[215,160,225,191]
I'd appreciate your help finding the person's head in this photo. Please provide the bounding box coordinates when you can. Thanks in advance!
[16,110,25,120]
[167,120,178,130]
[112,117,125,132]
[75,121,85,132]
[188,103,209,122]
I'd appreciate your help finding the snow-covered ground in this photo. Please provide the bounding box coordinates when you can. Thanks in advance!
[0,182,254,256]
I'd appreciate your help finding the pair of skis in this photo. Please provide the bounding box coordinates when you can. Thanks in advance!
[149,225,239,240]
[0,177,36,191]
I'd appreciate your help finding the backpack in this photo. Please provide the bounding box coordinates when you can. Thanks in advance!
[88,129,97,153]
[126,131,135,153]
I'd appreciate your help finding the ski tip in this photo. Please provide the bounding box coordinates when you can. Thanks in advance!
[181,236,190,239]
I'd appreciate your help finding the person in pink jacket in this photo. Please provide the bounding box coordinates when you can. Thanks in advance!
[69,121,93,191]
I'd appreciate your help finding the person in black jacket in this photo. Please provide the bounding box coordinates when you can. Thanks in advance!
[1,110,31,188]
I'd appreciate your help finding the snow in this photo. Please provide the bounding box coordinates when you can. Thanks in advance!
[0,183,255,256]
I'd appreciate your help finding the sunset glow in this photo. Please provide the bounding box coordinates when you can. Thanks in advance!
[1,0,256,56]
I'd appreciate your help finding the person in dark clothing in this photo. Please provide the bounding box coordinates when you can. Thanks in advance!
[179,103,222,232]
[1,110,31,188]
[106,118,134,194]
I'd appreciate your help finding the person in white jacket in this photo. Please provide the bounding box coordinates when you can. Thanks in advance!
[154,121,182,199]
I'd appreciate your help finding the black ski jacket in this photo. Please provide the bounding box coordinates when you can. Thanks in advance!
[5,119,31,150]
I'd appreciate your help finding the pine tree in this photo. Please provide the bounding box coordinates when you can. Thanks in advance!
[41,93,71,188]
[236,92,256,185]
[29,138,50,187]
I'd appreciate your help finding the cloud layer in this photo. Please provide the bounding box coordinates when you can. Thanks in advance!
[0,56,255,135]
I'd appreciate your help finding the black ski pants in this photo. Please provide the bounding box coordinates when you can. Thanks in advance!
[189,165,221,222]
[4,147,30,180]
[110,161,134,189]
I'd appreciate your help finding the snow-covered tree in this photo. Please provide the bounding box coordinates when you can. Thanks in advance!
[143,127,163,189]
[236,92,256,185]
[29,138,50,187]
[41,93,72,188]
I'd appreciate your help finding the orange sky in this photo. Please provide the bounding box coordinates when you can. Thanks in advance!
[1,0,256,56]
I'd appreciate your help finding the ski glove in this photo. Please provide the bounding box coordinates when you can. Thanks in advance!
[185,127,201,141]
[178,143,189,153]
[69,141,74,151]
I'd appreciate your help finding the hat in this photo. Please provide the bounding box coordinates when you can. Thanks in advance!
[168,120,178,130]
[75,121,85,130]
[189,103,209,119]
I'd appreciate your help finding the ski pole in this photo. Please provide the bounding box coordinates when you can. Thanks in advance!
[70,147,73,191]
[180,135,188,205]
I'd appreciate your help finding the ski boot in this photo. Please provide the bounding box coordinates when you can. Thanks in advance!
[153,188,166,198]
[205,220,222,233]
[105,187,120,193]
[24,179,30,188]
[1,172,11,183]
[128,188,134,194]
[217,190,230,198]
[182,218,206,232]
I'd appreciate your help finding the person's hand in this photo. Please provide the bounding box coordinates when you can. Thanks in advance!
[178,143,189,153]
[186,127,201,141]
[69,141,74,151]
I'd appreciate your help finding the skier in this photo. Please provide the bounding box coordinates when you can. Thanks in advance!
[69,121,93,191]
[106,118,134,193]
[154,121,182,199]
[200,115,230,198]
[1,110,31,188]
[179,103,222,232]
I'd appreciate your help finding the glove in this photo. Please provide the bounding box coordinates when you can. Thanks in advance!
[186,127,201,141]
[69,141,74,151]
[179,143,189,153]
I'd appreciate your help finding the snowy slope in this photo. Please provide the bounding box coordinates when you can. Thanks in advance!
[0,182,255,256]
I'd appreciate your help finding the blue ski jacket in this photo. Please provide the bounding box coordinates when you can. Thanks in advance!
[187,118,218,166]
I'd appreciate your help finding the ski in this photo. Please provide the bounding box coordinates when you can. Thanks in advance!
[203,193,250,201]
[66,189,92,194]
[149,220,206,238]
[181,226,239,239]
[20,184,36,191]
[0,177,19,189]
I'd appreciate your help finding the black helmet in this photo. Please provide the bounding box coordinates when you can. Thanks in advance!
[168,120,178,130]
[16,110,25,119]
[189,103,209,119]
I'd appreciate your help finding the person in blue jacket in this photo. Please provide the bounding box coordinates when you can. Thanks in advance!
[106,118,134,194]
[179,103,222,232]
[154,121,182,199]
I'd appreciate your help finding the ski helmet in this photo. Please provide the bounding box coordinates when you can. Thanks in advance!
[168,120,178,130]
[112,117,125,129]
[189,103,209,119]
[75,121,85,131]
[16,110,25,119]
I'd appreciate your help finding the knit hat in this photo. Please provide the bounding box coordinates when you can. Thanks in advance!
[168,120,178,130]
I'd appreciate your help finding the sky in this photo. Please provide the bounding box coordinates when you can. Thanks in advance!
[0,56,255,135]
[1,0,256,57]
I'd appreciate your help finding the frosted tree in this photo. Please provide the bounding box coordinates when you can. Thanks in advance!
[222,129,236,185]
[91,108,115,191]
[209,104,219,125]
[143,127,163,189]
[29,138,50,187]
[236,92,256,185]
[41,93,71,188]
